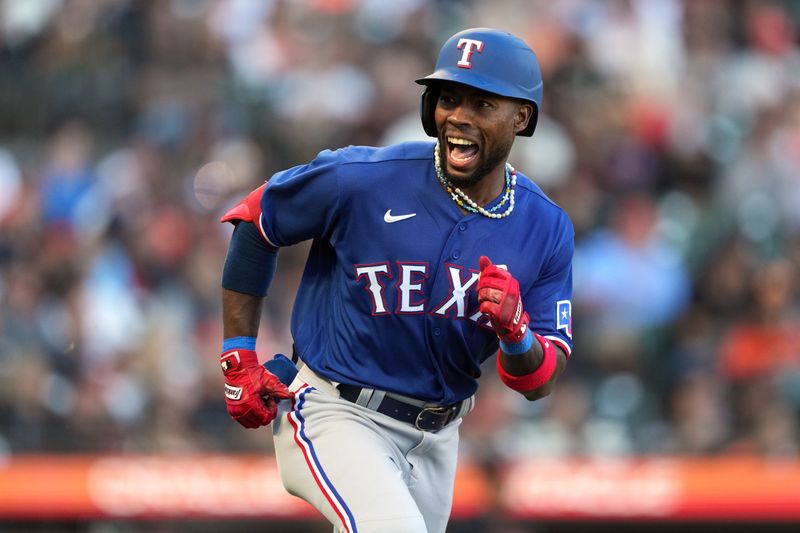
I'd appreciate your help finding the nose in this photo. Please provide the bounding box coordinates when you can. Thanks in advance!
[447,102,473,128]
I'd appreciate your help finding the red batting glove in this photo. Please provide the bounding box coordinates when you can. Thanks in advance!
[220,349,294,428]
[477,255,530,343]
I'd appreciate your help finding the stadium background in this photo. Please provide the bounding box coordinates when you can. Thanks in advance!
[1,0,800,531]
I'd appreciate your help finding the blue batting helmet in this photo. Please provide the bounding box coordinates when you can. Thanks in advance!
[415,28,543,137]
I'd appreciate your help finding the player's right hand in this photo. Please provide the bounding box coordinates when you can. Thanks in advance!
[220,349,294,428]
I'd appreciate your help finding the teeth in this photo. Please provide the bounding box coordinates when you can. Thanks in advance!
[447,137,475,146]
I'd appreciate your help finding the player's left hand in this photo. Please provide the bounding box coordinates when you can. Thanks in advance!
[477,255,530,343]
[220,349,294,428]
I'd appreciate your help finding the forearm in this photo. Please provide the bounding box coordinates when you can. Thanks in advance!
[223,288,264,338]
[221,220,279,340]
[499,341,567,400]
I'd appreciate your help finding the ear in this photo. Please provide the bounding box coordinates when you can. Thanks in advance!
[513,103,534,135]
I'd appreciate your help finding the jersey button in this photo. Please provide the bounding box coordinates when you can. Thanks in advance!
[459,223,467,231]
[452,250,461,259]
[433,328,441,336]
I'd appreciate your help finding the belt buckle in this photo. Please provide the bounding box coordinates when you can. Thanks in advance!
[415,405,457,431]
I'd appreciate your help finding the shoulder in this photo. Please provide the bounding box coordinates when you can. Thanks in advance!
[514,169,574,235]
[332,142,435,192]
[268,142,433,182]
[333,141,436,166]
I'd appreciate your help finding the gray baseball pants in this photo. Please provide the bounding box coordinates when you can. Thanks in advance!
[272,363,474,533]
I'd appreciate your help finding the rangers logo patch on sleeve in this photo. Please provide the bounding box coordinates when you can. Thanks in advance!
[556,300,572,339]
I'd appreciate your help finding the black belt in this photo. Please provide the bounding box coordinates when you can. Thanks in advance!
[338,384,462,432]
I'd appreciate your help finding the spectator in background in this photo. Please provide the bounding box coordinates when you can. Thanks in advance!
[719,258,800,381]
[574,192,691,369]
[717,257,800,456]
[38,121,102,232]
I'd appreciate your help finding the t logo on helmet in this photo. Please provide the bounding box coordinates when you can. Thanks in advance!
[456,38,484,68]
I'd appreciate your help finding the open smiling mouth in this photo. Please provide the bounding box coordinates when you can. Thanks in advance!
[446,136,479,171]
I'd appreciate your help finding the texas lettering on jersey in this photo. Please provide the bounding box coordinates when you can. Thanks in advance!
[355,261,487,324]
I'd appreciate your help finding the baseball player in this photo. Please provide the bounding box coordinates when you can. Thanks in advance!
[218,28,574,533]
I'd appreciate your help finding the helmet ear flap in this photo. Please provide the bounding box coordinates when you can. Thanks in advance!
[420,87,439,137]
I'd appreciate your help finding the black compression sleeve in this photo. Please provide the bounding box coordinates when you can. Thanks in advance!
[221,221,278,297]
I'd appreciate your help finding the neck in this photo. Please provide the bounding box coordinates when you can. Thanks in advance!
[435,142,508,206]
[433,143,517,220]
[456,163,507,207]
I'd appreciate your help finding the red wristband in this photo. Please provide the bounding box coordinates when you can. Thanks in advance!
[496,333,557,392]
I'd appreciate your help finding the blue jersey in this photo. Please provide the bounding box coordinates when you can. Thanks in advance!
[256,141,573,404]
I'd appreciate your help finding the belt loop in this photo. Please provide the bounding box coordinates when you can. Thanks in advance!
[355,387,374,407]
[457,396,475,419]
[366,389,386,411]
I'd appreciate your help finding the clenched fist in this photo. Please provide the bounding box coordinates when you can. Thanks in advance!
[477,255,530,344]
[220,349,294,428]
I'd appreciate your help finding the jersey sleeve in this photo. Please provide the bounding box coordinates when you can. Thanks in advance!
[525,216,574,357]
[259,149,342,247]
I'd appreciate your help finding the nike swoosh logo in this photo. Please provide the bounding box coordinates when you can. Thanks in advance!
[384,209,416,223]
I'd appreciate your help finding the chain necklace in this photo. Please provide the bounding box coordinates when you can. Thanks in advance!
[433,142,516,219]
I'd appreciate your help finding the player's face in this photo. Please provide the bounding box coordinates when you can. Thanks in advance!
[434,83,532,188]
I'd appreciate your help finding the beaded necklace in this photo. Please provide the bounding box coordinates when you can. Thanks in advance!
[433,142,516,219]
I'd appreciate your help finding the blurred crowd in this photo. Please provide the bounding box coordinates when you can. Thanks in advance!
[1,0,800,466]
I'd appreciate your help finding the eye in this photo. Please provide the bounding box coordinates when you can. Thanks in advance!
[477,99,494,109]
[438,93,456,107]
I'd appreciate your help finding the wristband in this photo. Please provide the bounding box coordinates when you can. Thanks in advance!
[222,336,257,351]
[499,328,533,355]
[496,333,557,392]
